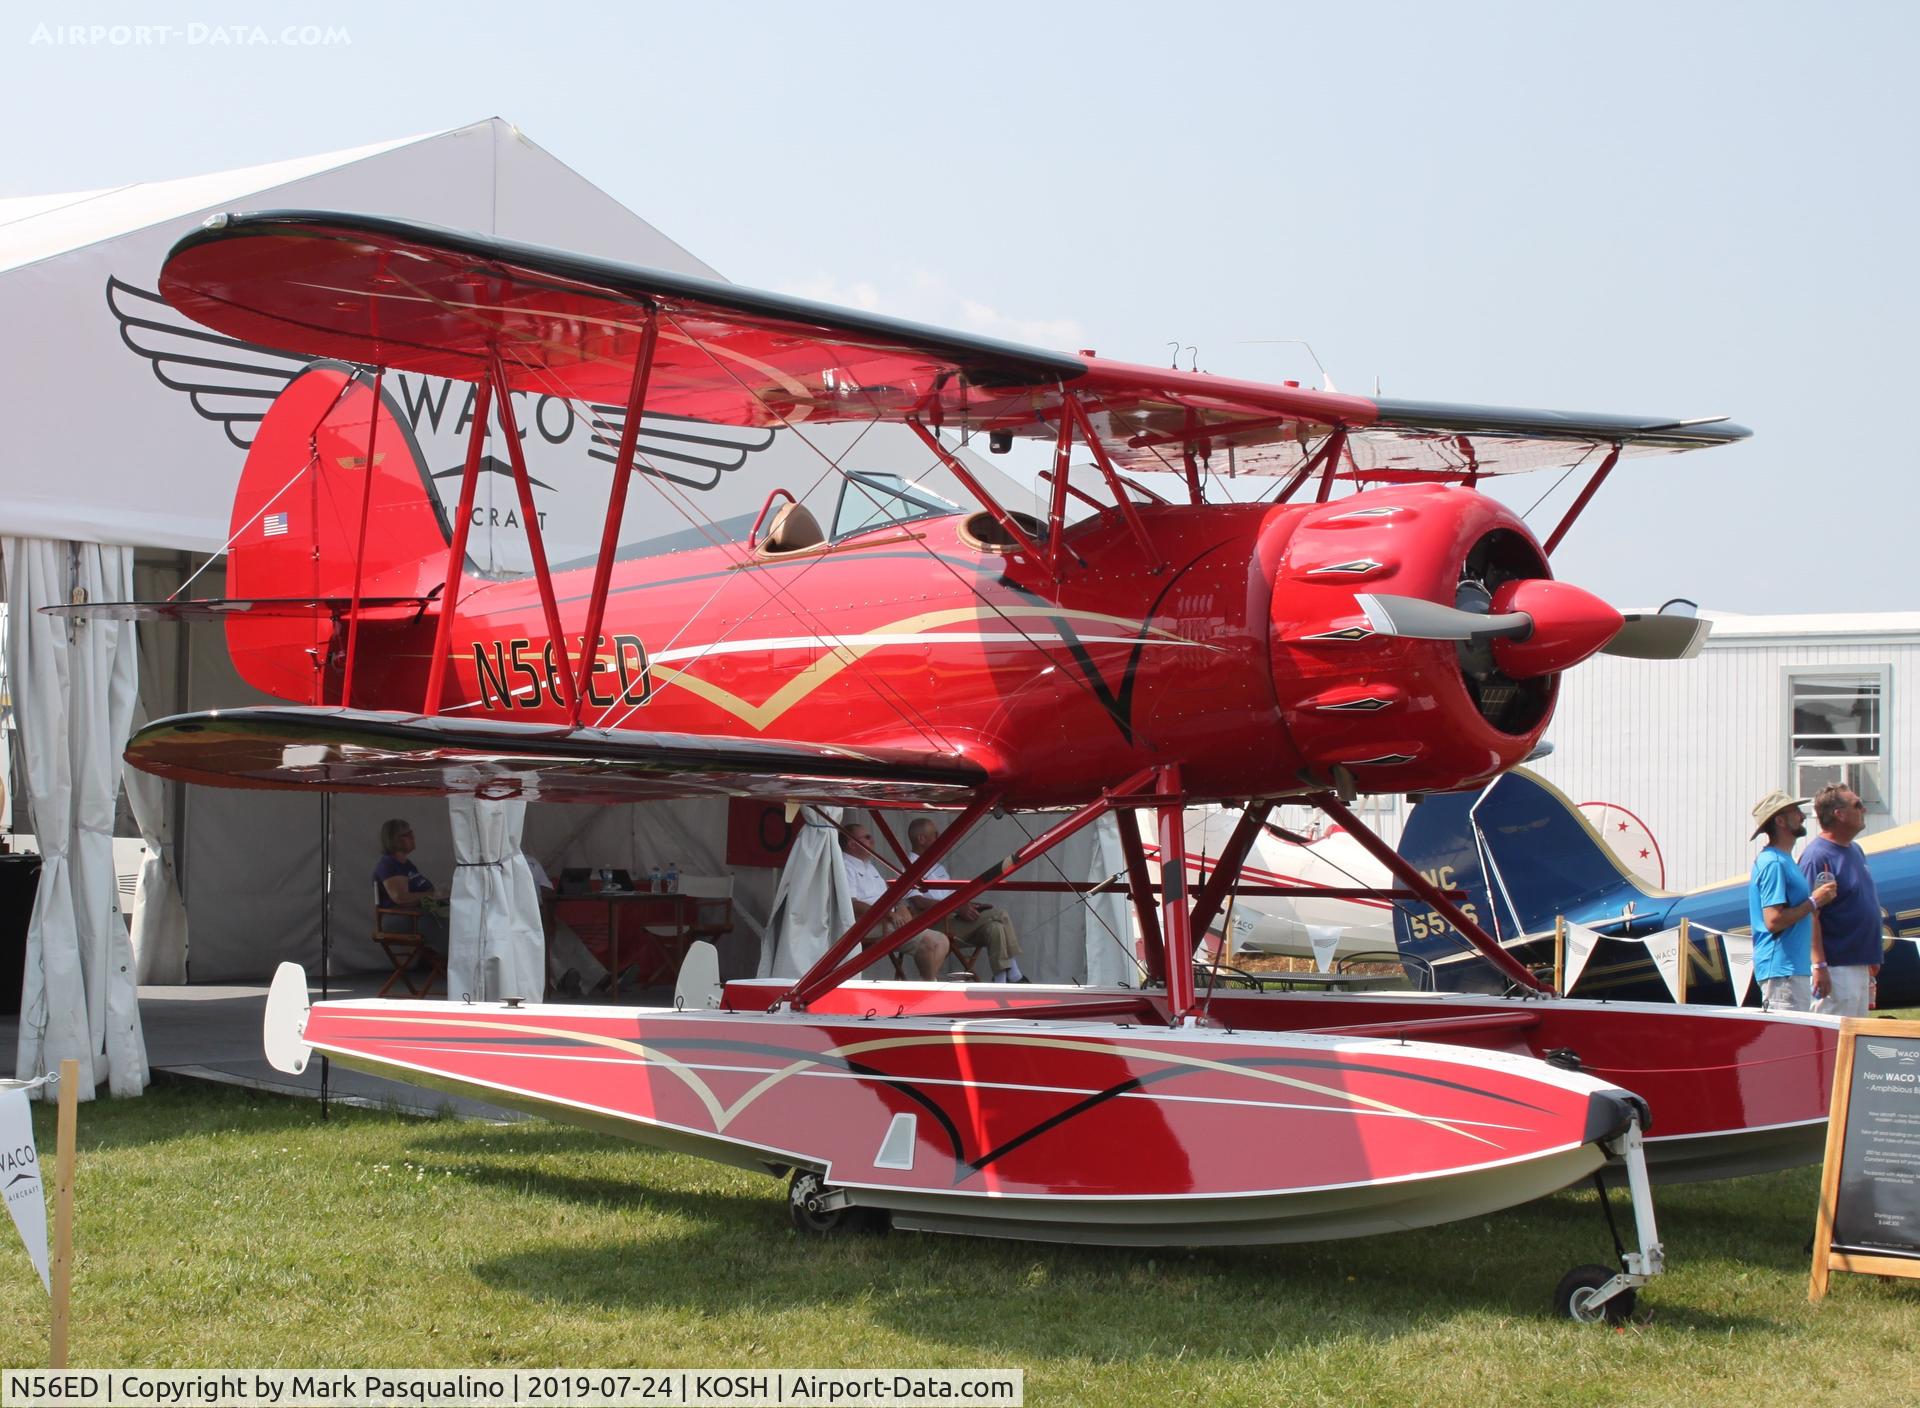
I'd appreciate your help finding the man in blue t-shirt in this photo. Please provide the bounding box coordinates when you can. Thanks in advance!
[1798,783,1889,1018]
[1747,789,1837,1012]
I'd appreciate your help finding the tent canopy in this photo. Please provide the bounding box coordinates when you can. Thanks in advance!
[0,121,1041,988]
[0,117,1034,567]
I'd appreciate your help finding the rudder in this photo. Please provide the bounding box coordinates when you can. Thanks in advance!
[1471,769,1662,935]
[225,363,452,704]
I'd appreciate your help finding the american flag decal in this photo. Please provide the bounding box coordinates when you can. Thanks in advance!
[263,512,289,537]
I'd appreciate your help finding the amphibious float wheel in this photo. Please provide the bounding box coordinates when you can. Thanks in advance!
[1553,1263,1635,1324]
[787,1170,885,1235]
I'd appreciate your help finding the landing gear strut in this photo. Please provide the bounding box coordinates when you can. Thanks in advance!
[1555,1113,1662,1323]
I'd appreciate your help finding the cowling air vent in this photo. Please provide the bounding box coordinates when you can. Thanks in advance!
[1454,529,1552,736]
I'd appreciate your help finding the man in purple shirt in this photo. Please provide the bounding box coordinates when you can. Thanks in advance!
[1799,783,1889,1017]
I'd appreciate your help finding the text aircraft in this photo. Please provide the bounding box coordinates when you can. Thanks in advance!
[1393,768,1920,1006]
[94,210,1783,1316]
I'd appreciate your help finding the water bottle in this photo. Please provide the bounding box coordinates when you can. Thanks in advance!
[648,865,663,894]
[665,862,680,894]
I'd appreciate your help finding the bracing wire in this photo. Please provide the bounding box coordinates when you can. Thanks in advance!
[169,367,370,601]
[487,336,958,753]
[648,315,1180,734]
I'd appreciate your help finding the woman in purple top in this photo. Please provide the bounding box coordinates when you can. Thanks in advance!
[373,818,449,955]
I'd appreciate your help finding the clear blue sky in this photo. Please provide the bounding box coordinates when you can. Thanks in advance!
[7,0,1915,612]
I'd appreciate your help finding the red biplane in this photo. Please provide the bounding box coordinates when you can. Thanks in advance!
[97,210,1791,1317]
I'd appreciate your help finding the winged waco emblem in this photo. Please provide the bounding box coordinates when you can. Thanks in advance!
[107,277,775,486]
[1865,1043,1915,1062]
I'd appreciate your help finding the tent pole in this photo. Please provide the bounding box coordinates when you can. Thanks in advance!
[319,792,331,1119]
[172,551,193,938]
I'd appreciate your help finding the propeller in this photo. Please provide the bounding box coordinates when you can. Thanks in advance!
[1357,587,1709,677]
[1354,593,1529,644]
[1606,611,1710,661]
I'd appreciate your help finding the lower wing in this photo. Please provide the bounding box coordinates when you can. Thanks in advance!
[127,706,990,808]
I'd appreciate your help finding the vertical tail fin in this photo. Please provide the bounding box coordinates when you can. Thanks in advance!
[225,364,452,704]
[1470,769,1662,933]
[1391,767,1667,991]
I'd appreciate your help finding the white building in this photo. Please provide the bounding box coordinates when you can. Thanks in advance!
[1531,610,1917,890]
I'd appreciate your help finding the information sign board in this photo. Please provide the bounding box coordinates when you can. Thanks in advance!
[1809,1017,1920,1299]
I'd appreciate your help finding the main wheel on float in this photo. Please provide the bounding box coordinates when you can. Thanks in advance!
[1553,1263,1636,1323]
[787,1170,885,1235]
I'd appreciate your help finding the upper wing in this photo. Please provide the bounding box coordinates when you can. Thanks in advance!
[161,210,1748,482]
[161,210,1088,427]
[126,706,990,808]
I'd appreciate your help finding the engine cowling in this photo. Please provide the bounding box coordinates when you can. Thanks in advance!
[1264,484,1562,796]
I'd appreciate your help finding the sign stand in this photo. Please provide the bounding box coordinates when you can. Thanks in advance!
[1676,918,1690,1004]
[48,1057,77,1368]
[1810,1016,1920,1300]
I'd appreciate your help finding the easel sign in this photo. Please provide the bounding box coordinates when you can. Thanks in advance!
[1809,1017,1920,1300]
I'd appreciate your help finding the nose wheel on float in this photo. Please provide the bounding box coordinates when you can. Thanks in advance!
[787,1170,887,1236]
[1555,1114,1664,1323]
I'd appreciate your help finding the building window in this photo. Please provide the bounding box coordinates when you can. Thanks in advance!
[1789,671,1888,811]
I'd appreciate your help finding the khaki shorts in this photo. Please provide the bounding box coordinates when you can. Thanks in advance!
[1760,974,1812,1013]
[1814,965,1873,1018]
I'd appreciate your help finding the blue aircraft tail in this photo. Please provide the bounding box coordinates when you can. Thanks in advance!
[1390,786,1508,993]
[1392,768,1670,992]
[1468,769,1669,935]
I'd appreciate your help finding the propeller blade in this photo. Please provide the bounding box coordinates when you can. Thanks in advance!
[1355,593,1531,643]
[1604,611,1711,660]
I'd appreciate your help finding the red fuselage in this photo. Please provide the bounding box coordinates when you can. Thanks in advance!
[238,483,1556,808]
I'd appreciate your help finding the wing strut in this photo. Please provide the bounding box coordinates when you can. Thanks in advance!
[423,378,493,712]
[1309,790,1553,994]
[1541,443,1622,556]
[784,791,1003,1008]
[490,349,578,716]
[1271,428,1348,505]
[340,368,385,705]
[1186,801,1275,941]
[1063,396,1163,573]
[905,418,1047,563]
[1154,765,1199,1022]
[1116,814,1166,981]
[1045,403,1076,576]
[573,314,661,725]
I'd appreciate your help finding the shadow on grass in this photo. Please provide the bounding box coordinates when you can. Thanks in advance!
[35,1081,335,1153]
[430,1137,1784,1360]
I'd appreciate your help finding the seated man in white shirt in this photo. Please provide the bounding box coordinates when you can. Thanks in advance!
[906,817,1026,983]
[840,822,950,980]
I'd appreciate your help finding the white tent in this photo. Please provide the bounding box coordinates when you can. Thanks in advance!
[0,121,1044,1053]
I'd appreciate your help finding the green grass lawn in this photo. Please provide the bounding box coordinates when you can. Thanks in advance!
[0,1082,1914,1407]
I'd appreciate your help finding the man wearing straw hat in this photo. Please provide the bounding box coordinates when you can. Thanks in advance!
[1746,789,1837,1012]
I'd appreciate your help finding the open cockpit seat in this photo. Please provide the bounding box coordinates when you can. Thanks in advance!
[757,502,826,556]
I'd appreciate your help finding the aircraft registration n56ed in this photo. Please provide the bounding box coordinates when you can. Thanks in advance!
[69,210,1788,1316]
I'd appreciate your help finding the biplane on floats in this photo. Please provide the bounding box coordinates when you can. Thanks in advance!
[74,208,1790,1316]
